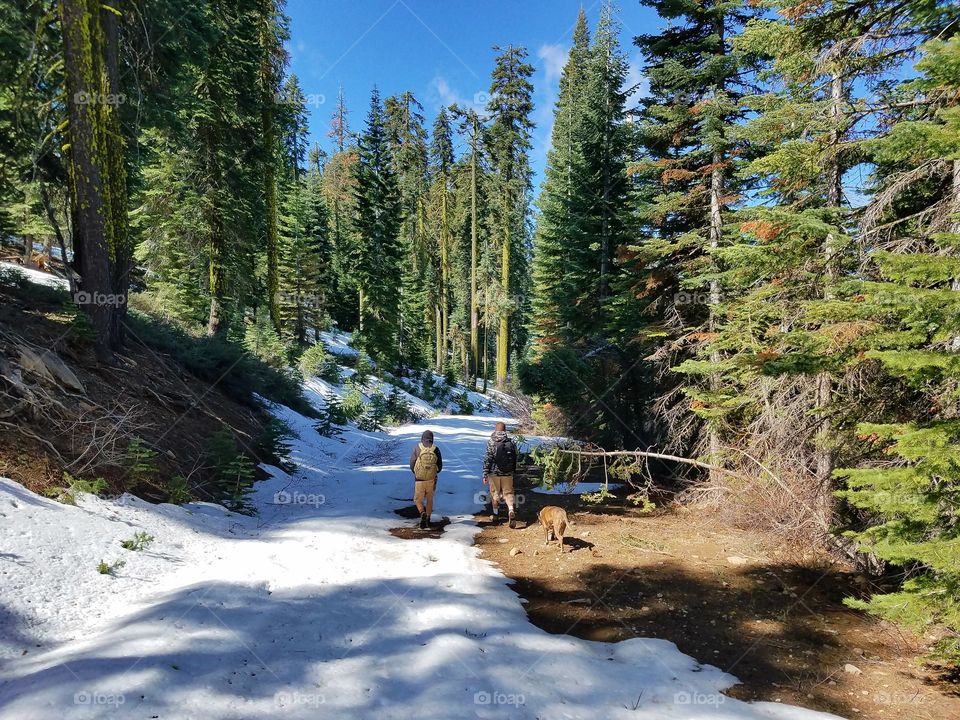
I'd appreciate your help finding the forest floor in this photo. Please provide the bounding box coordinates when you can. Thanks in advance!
[476,481,960,720]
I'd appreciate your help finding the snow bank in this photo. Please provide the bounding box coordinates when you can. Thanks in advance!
[0,261,69,290]
[0,406,844,719]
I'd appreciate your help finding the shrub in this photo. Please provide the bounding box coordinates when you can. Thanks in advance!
[96,558,126,575]
[124,310,315,416]
[341,387,367,421]
[207,429,257,513]
[453,391,475,415]
[120,531,154,551]
[244,313,289,369]
[298,343,329,377]
[167,476,191,504]
[126,437,159,482]
[255,418,295,473]
[314,396,347,437]
[353,353,374,385]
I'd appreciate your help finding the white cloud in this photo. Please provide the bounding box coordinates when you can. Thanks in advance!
[537,43,568,87]
[427,75,488,113]
[624,52,649,99]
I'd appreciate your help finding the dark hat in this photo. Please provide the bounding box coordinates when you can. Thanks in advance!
[421,430,434,444]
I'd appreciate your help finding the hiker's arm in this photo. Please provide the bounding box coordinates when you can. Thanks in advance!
[436,447,443,472]
[409,446,419,473]
[482,442,492,476]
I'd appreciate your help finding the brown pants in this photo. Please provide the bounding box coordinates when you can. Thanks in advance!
[414,479,436,516]
[488,475,514,513]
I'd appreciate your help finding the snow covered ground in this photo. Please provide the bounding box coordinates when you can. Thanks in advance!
[0,260,70,290]
[0,385,844,718]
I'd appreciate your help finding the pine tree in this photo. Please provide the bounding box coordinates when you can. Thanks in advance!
[385,91,431,369]
[529,8,591,352]
[351,87,402,367]
[832,29,960,663]
[485,44,534,388]
[58,0,129,361]
[324,89,359,331]
[430,107,455,372]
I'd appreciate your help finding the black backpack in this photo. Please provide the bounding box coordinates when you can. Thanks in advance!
[493,437,517,473]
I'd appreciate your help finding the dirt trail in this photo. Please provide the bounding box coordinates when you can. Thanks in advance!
[476,489,960,720]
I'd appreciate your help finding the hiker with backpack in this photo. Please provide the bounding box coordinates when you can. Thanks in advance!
[410,430,442,529]
[483,421,518,528]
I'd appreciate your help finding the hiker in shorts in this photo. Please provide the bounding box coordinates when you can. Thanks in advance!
[410,430,442,529]
[483,421,518,528]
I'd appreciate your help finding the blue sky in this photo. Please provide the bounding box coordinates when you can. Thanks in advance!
[285,0,660,190]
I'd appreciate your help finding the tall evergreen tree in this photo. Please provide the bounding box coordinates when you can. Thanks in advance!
[385,91,431,368]
[430,107,456,372]
[351,87,402,367]
[486,44,534,388]
[529,8,591,352]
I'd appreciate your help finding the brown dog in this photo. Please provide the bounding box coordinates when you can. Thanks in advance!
[538,505,568,554]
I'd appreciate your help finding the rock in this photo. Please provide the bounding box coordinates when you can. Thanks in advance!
[582,531,590,537]
[844,663,862,676]
[18,348,55,385]
[852,647,865,657]
[39,351,85,393]
[726,555,749,566]
[509,547,520,557]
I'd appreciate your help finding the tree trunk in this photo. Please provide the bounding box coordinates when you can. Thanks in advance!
[707,149,724,480]
[59,0,115,362]
[950,160,960,351]
[261,0,279,331]
[440,183,449,372]
[496,208,510,388]
[101,2,130,351]
[814,68,844,530]
[469,132,479,386]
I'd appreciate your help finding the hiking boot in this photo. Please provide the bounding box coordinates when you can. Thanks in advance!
[420,512,429,529]
[508,511,516,529]
[489,509,499,524]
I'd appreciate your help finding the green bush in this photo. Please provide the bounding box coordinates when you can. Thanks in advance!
[255,418,295,473]
[353,353,374,385]
[96,558,126,576]
[207,429,257,513]
[126,437,159,482]
[244,313,289,369]
[453,391,475,415]
[124,310,315,416]
[298,343,329,377]
[167,476,191,504]
[120,531,154,551]
[341,387,367,421]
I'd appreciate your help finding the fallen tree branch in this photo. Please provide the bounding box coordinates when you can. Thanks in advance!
[549,447,742,478]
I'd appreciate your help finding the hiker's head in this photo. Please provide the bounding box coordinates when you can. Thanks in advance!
[421,430,434,446]
[494,421,506,433]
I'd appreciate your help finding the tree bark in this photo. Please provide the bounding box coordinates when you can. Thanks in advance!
[469,124,479,386]
[814,68,844,530]
[59,0,116,362]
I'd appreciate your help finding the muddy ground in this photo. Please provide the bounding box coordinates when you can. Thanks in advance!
[474,485,960,720]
